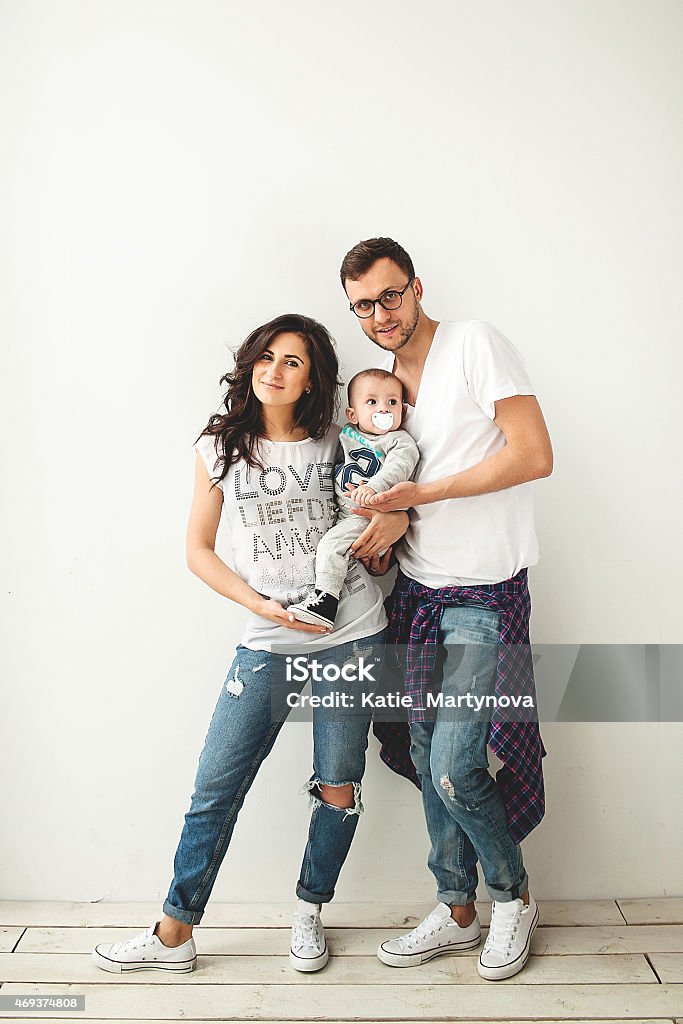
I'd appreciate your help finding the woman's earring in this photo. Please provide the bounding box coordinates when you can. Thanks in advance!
[305,387,311,394]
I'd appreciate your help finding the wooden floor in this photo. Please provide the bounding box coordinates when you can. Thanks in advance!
[1,899,682,1022]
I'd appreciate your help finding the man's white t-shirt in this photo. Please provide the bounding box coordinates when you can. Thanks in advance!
[377,319,540,587]
[194,424,387,651]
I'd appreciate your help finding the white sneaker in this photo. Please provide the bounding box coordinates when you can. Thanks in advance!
[377,903,481,967]
[92,921,197,973]
[477,893,539,980]
[289,899,328,972]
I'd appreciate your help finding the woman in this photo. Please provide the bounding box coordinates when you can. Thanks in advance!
[92,314,392,974]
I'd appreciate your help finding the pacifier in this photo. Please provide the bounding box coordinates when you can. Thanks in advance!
[371,411,394,431]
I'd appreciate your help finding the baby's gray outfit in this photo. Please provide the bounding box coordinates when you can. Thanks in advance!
[315,423,420,598]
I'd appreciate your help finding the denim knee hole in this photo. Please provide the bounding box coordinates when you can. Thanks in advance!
[438,773,479,813]
[300,778,364,819]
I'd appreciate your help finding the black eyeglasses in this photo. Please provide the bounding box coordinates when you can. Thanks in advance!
[349,278,415,319]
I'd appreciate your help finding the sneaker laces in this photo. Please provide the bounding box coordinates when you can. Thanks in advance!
[396,907,444,950]
[298,590,324,611]
[292,910,322,949]
[109,925,155,955]
[484,903,521,954]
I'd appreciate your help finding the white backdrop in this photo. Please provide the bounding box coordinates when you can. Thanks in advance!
[2,0,681,907]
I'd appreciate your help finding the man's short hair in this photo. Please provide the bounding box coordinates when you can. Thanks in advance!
[347,367,403,407]
[340,237,415,290]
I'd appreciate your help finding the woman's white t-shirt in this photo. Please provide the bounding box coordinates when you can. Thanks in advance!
[194,423,387,652]
[377,319,540,587]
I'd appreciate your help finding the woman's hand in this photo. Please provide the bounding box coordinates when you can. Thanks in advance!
[254,597,331,634]
[359,547,394,576]
[350,509,409,560]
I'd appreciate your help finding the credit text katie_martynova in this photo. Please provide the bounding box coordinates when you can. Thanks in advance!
[283,656,535,711]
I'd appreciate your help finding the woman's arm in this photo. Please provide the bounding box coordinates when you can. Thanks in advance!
[186,454,330,633]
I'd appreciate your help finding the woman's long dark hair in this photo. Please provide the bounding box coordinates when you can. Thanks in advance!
[195,313,342,489]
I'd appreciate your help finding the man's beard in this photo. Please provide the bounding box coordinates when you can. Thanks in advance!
[370,304,420,351]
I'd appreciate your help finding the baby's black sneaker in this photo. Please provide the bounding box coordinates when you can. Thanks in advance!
[289,589,338,629]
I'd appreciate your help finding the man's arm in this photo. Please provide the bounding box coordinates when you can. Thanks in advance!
[369,395,553,511]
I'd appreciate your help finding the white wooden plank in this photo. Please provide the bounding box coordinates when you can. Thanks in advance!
[15,926,405,956]
[527,925,683,956]
[618,899,683,925]
[649,953,683,983]
[0,951,658,986]
[0,927,23,953]
[0,1020,670,1024]
[0,900,436,928]
[0,982,681,1019]
[0,899,624,928]
[528,901,624,927]
[17,923,683,956]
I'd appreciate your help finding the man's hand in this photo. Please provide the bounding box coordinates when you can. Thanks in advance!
[360,481,424,512]
[350,509,409,560]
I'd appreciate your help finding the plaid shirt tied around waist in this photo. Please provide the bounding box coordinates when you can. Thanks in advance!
[373,567,547,845]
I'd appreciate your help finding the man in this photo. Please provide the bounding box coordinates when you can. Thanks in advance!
[343,237,553,981]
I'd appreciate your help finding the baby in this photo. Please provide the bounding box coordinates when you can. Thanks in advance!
[289,368,420,629]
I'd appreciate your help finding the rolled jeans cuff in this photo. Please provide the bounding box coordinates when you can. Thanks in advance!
[162,899,204,925]
[485,868,529,904]
[295,881,335,905]
[437,889,478,907]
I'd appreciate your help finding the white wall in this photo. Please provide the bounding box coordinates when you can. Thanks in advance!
[2,0,681,906]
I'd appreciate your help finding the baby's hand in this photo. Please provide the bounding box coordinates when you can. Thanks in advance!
[346,482,378,507]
